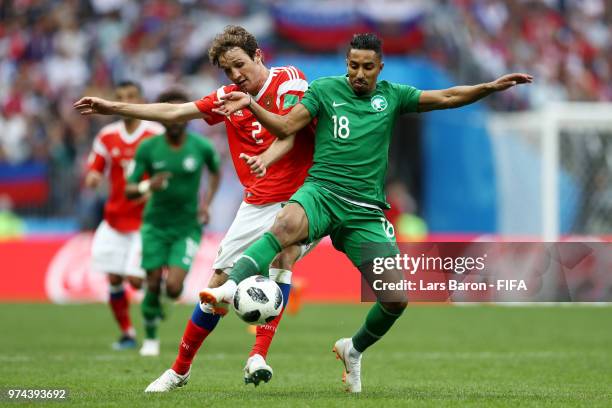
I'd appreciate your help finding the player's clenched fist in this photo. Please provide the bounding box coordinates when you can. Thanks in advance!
[239,153,266,177]
[73,97,115,115]
[149,172,171,191]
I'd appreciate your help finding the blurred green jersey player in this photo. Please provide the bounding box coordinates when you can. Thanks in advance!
[126,89,221,357]
[202,33,532,392]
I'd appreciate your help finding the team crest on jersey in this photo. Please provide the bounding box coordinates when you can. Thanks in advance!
[261,95,274,110]
[183,156,197,172]
[371,95,388,112]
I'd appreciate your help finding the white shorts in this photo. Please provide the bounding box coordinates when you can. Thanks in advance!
[91,220,145,278]
[212,201,316,273]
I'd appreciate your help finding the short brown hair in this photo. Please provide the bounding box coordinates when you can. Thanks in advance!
[208,25,259,67]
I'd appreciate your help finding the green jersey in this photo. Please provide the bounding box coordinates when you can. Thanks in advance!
[127,131,220,231]
[300,76,421,209]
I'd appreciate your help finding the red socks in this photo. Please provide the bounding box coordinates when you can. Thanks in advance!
[172,320,211,375]
[249,308,285,359]
[109,290,133,335]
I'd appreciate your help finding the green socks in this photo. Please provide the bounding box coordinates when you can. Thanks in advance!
[229,232,283,283]
[352,302,405,352]
[141,290,162,339]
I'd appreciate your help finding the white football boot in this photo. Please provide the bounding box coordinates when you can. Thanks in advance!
[244,354,273,386]
[332,338,362,393]
[144,368,191,392]
[139,339,160,357]
[198,281,235,316]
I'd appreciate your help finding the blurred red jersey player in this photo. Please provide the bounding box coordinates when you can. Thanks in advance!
[85,81,163,351]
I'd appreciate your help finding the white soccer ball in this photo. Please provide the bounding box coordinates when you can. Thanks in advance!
[232,275,283,325]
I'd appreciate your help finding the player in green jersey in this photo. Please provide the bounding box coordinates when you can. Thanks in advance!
[202,33,532,392]
[125,89,221,357]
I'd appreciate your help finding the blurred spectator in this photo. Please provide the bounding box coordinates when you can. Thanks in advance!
[385,180,428,240]
[0,102,29,164]
[430,0,612,109]
[0,0,610,222]
[0,195,25,240]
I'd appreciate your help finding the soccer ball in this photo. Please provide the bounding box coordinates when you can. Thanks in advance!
[232,275,283,325]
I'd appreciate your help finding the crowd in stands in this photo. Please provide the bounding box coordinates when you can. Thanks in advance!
[0,0,609,220]
[436,0,612,109]
[0,0,270,221]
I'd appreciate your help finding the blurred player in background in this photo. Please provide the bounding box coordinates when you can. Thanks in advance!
[207,33,533,393]
[75,25,315,390]
[124,89,221,357]
[85,81,164,350]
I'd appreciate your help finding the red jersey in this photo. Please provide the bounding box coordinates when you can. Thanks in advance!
[87,120,164,232]
[195,66,314,205]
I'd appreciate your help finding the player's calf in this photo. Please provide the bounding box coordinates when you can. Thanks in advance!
[380,300,408,314]
[140,281,163,358]
[107,276,137,349]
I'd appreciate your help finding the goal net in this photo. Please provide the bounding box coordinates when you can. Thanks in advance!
[487,103,612,240]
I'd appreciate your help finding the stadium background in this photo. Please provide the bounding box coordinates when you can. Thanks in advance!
[1,2,612,406]
[0,0,610,302]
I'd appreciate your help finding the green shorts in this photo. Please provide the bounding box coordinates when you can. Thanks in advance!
[288,182,398,267]
[140,223,201,272]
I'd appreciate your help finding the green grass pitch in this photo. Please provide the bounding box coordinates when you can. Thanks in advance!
[1,303,611,407]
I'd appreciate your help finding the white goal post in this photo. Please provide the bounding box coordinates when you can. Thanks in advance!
[487,103,612,240]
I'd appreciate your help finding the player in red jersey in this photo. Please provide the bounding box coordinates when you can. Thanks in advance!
[74,26,315,390]
[85,81,164,350]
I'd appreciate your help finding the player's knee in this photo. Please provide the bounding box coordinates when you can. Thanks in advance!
[208,269,228,288]
[108,274,123,286]
[271,212,301,244]
[381,300,408,314]
[165,281,183,299]
[127,276,143,289]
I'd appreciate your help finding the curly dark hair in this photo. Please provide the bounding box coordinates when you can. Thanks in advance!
[208,25,260,67]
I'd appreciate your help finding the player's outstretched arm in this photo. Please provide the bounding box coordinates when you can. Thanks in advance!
[417,73,533,112]
[240,134,296,177]
[73,97,204,123]
[214,92,312,139]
